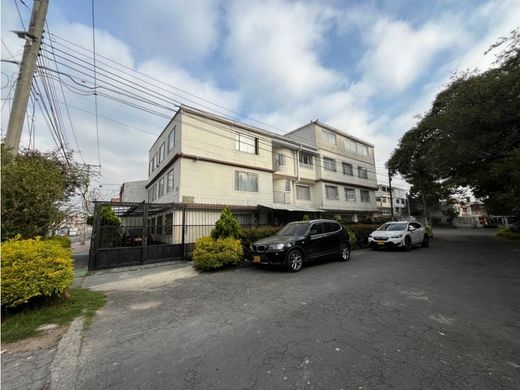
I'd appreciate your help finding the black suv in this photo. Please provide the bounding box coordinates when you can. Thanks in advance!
[250,219,350,272]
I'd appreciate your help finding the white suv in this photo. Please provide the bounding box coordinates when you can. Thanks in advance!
[368,221,429,251]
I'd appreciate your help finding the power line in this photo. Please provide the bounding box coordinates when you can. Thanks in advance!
[44,21,86,164]
[91,0,101,168]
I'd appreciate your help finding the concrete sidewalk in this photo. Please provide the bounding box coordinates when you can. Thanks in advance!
[2,240,195,390]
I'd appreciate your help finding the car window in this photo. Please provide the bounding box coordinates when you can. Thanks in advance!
[410,222,421,229]
[377,223,407,231]
[324,222,341,233]
[309,223,324,235]
[276,222,309,236]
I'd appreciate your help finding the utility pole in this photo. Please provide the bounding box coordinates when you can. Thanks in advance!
[5,0,49,154]
[388,169,395,220]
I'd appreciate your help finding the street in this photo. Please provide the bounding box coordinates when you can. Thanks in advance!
[74,228,520,389]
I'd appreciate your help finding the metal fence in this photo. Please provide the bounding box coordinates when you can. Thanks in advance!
[88,201,258,270]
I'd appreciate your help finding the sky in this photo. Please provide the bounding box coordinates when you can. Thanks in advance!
[2,0,519,199]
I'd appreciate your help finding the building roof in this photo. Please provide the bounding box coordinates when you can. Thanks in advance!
[180,105,319,153]
[285,120,374,148]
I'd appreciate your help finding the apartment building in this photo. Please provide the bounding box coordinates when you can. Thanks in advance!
[375,184,408,218]
[139,105,378,223]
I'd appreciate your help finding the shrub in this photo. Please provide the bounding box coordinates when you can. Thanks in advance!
[497,226,520,240]
[346,224,381,249]
[425,226,433,238]
[49,236,71,249]
[211,207,242,239]
[192,236,244,271]
[241,226,281,259]
[1,237,74,308]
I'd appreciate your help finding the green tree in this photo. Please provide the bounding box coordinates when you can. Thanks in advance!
[1,145,87,240]
[211,207,242,239]
[388,29,520,220]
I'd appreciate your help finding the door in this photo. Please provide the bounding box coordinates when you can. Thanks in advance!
[321,222,342,256]
[410,222,422,244]
[306,222,325,260]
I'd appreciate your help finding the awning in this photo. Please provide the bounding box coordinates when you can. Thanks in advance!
[258,203,323,213]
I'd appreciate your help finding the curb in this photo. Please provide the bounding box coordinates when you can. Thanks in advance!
[50,316,84,390]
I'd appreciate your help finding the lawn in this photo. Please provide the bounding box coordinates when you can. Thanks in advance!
[1,288,106,343]
[497,226,520,240]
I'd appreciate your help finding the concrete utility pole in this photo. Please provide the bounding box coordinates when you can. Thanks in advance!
[388,170,395,220]
[5,0,49,154]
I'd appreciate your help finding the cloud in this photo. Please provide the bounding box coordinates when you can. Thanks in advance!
[224,0,341,108]
[119,0,222,65]
[359,18,458,93]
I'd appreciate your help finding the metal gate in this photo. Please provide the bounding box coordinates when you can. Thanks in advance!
[88,201,257,271]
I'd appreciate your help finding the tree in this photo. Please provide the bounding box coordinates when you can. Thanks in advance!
[1,145,88,240]
[211,207,242,239]
[388,29,520,221]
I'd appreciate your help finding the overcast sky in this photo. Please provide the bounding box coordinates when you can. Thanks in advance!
[2,0,519,198]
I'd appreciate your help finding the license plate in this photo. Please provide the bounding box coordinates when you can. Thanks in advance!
[376,241,385,245]
[253,255,261,263]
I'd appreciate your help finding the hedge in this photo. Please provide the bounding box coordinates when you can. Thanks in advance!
[241,226,281,259]
[345,224,380,249]
[192,236,244,271]
[49,236,72,249]
[1,237,74,308]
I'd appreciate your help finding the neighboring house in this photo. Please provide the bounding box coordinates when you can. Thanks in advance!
[452,200,489,228]
[375,184,408,219]
[123,105,378,225]
[119,180,148,203]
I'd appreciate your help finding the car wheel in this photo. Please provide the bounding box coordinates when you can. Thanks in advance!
[404,236,412,251]
[338,243,350,261]
[421,234,430,248]
[286,249,303,272]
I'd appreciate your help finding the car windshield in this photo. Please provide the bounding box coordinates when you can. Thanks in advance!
[377,223,408,231]
[276,222,309,236]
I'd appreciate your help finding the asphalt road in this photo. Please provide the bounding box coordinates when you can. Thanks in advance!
[75,228,520,390]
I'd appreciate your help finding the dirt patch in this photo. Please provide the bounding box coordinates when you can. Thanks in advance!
[2,326,66,353]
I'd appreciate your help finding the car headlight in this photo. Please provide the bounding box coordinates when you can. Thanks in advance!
[269,243,286,250]
[390,234,402,238]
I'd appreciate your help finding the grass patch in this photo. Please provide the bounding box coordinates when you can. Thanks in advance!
[497,227,520,240]
[1,288,106,343]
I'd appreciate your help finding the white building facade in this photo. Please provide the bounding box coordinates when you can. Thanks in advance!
[139,106,378,222]
[375,184,408,218]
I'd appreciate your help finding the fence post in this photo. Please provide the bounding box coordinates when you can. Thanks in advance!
[181,206,186,259]
[88,203,101,271]
[142,203,148,265]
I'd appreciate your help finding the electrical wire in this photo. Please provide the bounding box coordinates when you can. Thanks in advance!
[91,0,101,168]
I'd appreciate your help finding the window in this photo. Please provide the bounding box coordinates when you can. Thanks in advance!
[358,166,368,179]
[344,187,356,201]
[158,177,165,197]
[277,153,286,166]
[360,190,370,202]
[345,139,357,153]
[342,162,353,175]
[322,129,336,145]
[358,144,368,156]
[382,198,387,203]
[325,185,339,200]
[168,127,175,151]
[156,215,163,235]
[166,169,174,192]
[299,152,313,167]
[149,160,153,176]
[154,152,159,168]
[296,185,311,200]
[164,213,173,234]
[235,133,257,154]
[235,171,258,192]
[376,196,381,202]
[323,157,336,171]
[323,222,341,233]
[150,183,157,201]
[159,143,165,164]
[285,180,291,192]
[345,139,369,157]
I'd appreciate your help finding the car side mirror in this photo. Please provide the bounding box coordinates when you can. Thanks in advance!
[408,226,415,231]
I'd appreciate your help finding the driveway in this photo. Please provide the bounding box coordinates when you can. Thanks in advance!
[73,228,520,389]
